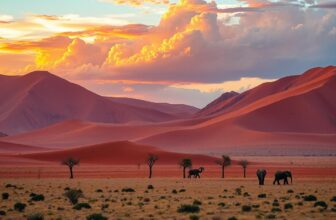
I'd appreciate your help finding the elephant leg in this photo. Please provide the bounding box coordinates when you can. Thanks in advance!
[277,179,280,185]
[262,178,265,185]
[284,178,288,185]
[273,178,276,185]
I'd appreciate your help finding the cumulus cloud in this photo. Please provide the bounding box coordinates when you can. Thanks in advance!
[0,0,335,105]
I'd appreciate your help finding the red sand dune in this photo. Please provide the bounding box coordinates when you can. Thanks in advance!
[0,71,197,135]
[0,141,48,153]
[16,141,219,165]
[2,66,336,155]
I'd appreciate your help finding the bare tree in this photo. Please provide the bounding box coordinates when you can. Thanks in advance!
[215,155,231,178]
[179,158,192,178]
[238,159,249,178]
[147,154,158,178]
[62,157,80,179]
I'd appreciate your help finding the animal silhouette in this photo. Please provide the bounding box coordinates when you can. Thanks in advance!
[256,169,267,185]
[273,171,292,185]
[188,167,204,178]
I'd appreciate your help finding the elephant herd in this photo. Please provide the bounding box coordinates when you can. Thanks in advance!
[257,169,293,185]
[188,167,293,185]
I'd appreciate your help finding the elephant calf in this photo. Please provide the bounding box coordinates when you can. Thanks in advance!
[256,169,267,185]
[273,171,292,185]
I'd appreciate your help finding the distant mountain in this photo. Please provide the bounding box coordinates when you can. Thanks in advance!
[108,97,199,119]
[0,71,197,134]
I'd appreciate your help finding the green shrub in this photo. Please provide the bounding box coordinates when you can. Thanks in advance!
[30,194,45,201]
[0,210,6,216]
[243,192,250,197]
[86,213,107,220]
[95,189,103,193]
[179,189,186,193]
[218,202,225,207]
[287,189,294,193]
[271,208,281,212]
[266,214,276,219]
[14,202,26,212]
[73,203,91,210]
[172,189,177,194]
[193,200,202,206]
[258,193,266,198]
[64,189,83,205]
[2,192,9,200]
[27,213,44,220]
[228,217,238,220]
[304,195,317,201]
[242,205,251,212]
[177,204,200,213]
[5,183,16,188]
[284,203,293,209]
[190,215,199,220]
[314,201,328,209]
[330,196,336,202]
[121,188,135,192]
[147,185,154,190]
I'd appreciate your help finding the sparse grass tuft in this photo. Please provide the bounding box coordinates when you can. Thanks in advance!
[218,202,225,207]
[287,189,294,193]
[189,215,199,220]
[86,213,108,220]
[2,192,9,200]
[304,195,317,201]
[284,203,293,209]
[27,213,44,220]
[193,200,202,206]
[121,188,135,192]
[314,201,328,209]
[73,202,91,210]
[147,185,154,190]
[64,189,83,205]
[258,193,266,198]
[242,205,252,212]
[14,202,26,212]
[177,204,200,213]
[30,193,45,201]
[228,217,238,220]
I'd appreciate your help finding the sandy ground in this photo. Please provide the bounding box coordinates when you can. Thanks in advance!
[0,178,335,220]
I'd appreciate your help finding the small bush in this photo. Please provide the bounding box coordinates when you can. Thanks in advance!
[218,202,225,207]
[177,204,200,213]
[252,204,260,208]
[0,210,6,216]
[284,203,293,209]
[271,208,281,212]
[243,192,250,197]
[73,202,92,210]
[86,213,108,220]
[27,213,44,220]
[2,192,9,200]
[242,205,251,212]
[193,200,202,206]
[258,193,266,198]
[14,202,26,212]
[64,189,83,204]
[30,194,45,201]
[314,201,328,209]
[235,188,242,195]
[179,189,186,193]
[121,188,135,192]
[190,215,199,220]
[330,196,336,202]
[304,195,317,201]
[287,189,294,193]
[101,203,109,210]
[172,189,178,194]
[5,183,16,188]
[147,185,154,190]
[228,217,238,220]
[266,214,276,219]
[96,189,103,193]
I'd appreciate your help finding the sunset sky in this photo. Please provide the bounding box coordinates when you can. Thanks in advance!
[0,0,335,107]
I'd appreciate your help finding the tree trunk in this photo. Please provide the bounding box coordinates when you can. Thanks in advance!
[221,165,224,178]
[243,168,246,178]
[183,167,186,178]
[69,166,73,179]
[149,166,152,178]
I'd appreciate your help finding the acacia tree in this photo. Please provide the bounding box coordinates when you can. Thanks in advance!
[62,157,80,179]
[215,155,231,178]
[238,160,249,178]
[147,154,158,178]
[179,158,192,178]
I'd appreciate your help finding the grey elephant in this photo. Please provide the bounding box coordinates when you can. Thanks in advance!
[256,169,267,185]
[188,167,204,178]
[273,171,292,185]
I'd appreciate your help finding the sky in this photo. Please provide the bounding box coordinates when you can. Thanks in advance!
[0,0,335,107]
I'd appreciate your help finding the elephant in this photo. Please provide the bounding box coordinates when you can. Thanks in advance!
[273,171,292,185]
[188,167,204,178]
[256,169,267,185]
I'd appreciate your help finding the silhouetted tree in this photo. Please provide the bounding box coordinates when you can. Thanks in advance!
[179,158,192,178]
[62,157,80,179]
[238,159,249,178]
[147,154,158,178]
[215,155,231,178]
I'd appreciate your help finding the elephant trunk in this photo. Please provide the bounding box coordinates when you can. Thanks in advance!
[290,175,292,184]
